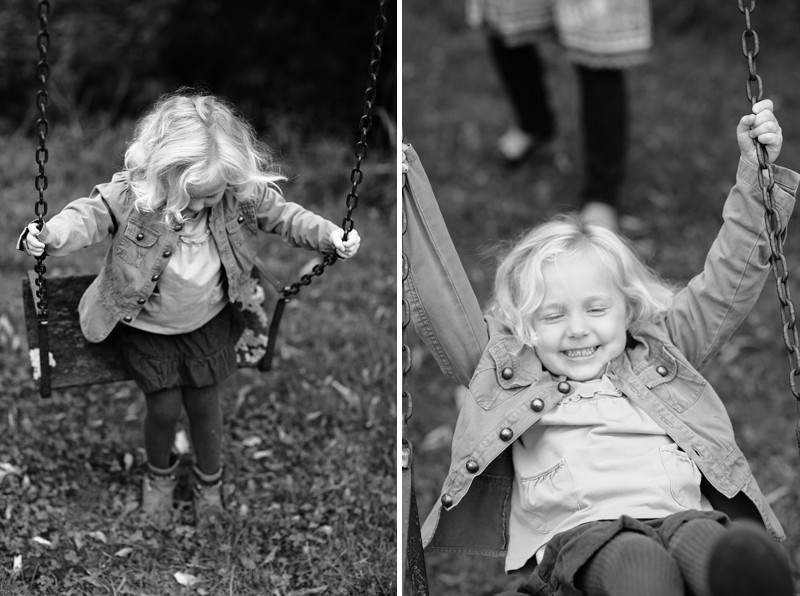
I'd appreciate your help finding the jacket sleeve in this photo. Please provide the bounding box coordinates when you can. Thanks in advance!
[23,173,125,257]
[255,185,337,254]
[666,157,799,370]
[403,144,488,386]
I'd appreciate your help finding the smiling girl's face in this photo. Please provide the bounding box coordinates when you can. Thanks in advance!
[531,251,628,381]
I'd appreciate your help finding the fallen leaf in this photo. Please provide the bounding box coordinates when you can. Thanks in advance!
[242,436,262,447]
[329,379,360,408]
[114,547,134,558]
[11,555,22,576]
[0,462,22,483]
[87,531,107,543]
[174,571,201,587]
[32,536,52,547]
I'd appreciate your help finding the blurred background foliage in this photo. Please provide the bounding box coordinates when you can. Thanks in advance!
[0,0,396,140]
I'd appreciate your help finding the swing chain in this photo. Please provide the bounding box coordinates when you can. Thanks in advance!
[402,208,413,469]
[402,196,430,595]
[737,3,800,447]
[345,0,388,238]
[279,0,388,302]
[34,0,52,321]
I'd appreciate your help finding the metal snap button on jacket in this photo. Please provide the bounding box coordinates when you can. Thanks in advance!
[465,460,480,473]
[656,365,669,377]
[501,367,514,380]
[531,398,545,412]
[123,315,132,323]
[557,381,571,394]
[499,428,514,441]
[136,232,145,241]
[441,494,453,507]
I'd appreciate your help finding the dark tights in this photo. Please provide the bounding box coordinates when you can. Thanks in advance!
[577,519,727,596]
[143,384,223,474]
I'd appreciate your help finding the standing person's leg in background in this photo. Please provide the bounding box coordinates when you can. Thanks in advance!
[487,36,556,163]
[578,64,627,230]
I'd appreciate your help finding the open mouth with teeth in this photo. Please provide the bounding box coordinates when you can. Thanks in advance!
[562,346,599,358]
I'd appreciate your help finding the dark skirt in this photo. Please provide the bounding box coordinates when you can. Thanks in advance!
[116,305,244,394]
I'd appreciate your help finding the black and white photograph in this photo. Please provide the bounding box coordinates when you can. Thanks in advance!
[2,1,396,594]
[402,1,800,594]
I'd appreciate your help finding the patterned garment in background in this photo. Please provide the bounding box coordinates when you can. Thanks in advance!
[467,0,652,67]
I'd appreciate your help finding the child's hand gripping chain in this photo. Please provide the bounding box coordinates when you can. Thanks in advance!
[738,99,782,163]
[20,221,49,257]
[330,228,361,259]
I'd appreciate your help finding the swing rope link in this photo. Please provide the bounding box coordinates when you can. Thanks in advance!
[34,0,51,321]
[278,0,387,302]
[737,2,800,454]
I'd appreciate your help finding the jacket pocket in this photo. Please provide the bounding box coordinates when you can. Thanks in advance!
[659,445,703,509]
[468,339,538,410]
[643,345,706,412]
[225,202,258,247]
[519,459,583,534]
[116,221,159,267]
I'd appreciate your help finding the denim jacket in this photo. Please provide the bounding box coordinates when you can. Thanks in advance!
[403,144,798,557]
[33,172,337,342]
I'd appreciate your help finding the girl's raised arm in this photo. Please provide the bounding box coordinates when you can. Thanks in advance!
[666,157,798,369]
[403,144,488,387]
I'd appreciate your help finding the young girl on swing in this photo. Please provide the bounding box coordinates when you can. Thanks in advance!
[403,99,797,595]
[19,90,361,530]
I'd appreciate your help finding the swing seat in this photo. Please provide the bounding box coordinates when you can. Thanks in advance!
[21,259,287,394]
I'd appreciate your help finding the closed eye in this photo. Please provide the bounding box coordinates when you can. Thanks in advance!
[541,313,564,323]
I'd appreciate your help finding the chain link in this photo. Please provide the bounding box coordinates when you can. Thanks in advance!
[737,3,800,445]
[279,0,388,302]
[34,0,51,321]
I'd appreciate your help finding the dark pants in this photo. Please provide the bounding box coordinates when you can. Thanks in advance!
[487,36,627,206]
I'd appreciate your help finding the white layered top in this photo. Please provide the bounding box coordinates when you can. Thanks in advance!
[506,374,712,571]
[128,209,227,335]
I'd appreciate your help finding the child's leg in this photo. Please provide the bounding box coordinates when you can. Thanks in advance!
[182,383,227,527]
[669,519,793,596]
[577,532,684,596]
[143,387,183,468]
[181,383,223,475]
[666,518,726,596]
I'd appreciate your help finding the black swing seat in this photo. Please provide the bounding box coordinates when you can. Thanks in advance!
[22,259,288,393]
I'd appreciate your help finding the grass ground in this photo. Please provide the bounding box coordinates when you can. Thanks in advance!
[0,116,396,595]
[403,0,800,593]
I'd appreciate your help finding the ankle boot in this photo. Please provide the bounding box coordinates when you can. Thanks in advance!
[140,458,179,529]
[707,521,794,596]
[192,465,227,530]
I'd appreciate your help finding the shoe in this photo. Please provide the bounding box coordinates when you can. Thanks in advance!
[707,521,794,596]
[140,459,179,529]
[580,201,619,232]
[193,466,228,530]
[497,127,553,164]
